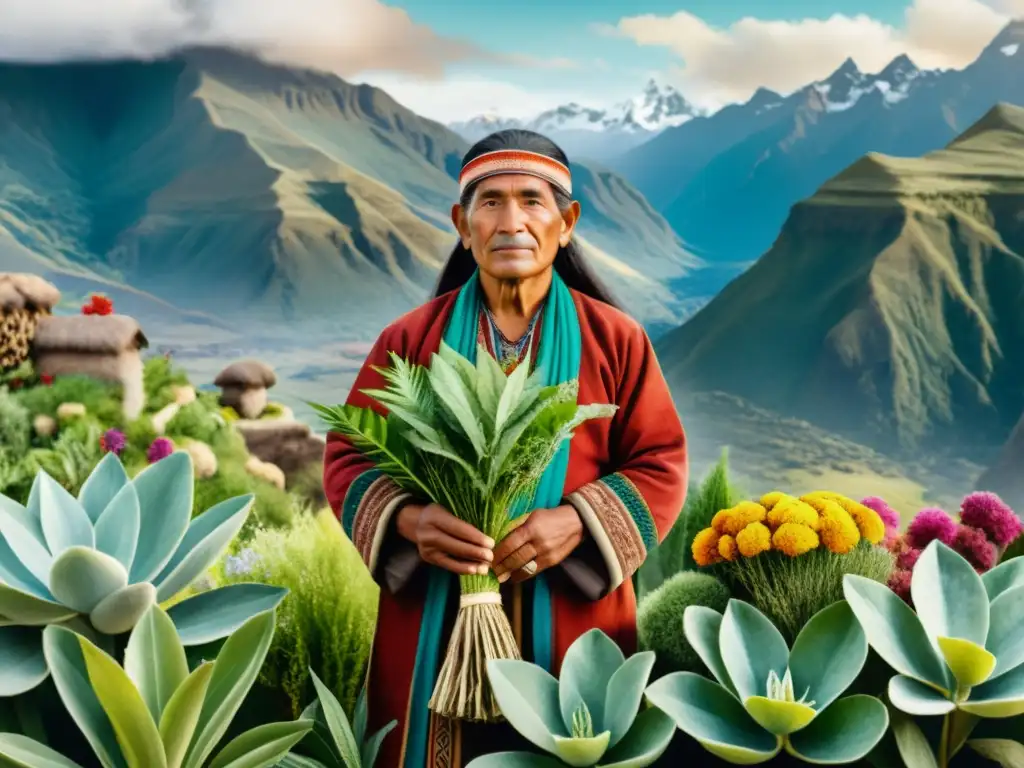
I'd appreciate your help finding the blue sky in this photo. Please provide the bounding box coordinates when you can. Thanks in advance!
[355,0,1016,121]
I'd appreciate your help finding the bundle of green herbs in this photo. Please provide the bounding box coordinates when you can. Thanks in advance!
[311,342,616,722]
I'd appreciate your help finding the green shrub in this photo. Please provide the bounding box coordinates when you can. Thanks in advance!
[214,508,377,716]
[166,399,227,444]
[0,388,31,455]
[727,541,895,643]
[637,571,731,675]
[142,355,189,411]
[25,421,104,497]
[13,375,123,425]
[636,449,743,598]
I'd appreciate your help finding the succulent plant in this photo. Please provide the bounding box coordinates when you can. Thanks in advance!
[465,629,676,767]
[0,604,311,768]
[644,599,888,764]
[844,542,1024,766]
[276,673,397,768]
[0,452,287,696]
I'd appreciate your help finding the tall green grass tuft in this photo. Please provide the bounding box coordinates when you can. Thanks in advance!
[636,449,743,598]
[214,508,378,716]
[727,541,895,643]
[13,374,123,425]
[0,388,31,455]
[142,355,190,411]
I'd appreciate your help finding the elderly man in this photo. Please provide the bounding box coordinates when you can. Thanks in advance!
[324,129,687,768]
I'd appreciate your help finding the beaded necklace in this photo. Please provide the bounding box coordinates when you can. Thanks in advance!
[483,306,542,374]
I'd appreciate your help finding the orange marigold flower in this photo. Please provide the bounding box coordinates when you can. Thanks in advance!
[818,494,886,544]
[772,523,820,557]
[736,522,772,557]
[718,534,739,561]
[692,527,723,567]
[759,491,788,511]
[711,501,767,536]
[816,501,862,554]
[766,497,820,531]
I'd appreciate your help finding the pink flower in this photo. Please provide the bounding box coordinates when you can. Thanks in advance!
[147,437,174,463]
[905,508,958,549]
[896,546,922,571]
[960,491,1023,549]
[888,569,913,604]
[952,524,997,572]
[861,496,901,532]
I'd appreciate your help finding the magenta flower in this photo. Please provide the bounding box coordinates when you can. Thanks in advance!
[888,569,913,604]
[952,524,997,572]
[896,545,922,571]
[905,508,958,549]
[100,429,126,456]
[861,496,900,532]
[147,437,175,463]
[960,491,1023,549]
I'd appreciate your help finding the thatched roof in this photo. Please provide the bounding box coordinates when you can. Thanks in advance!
[215,359,277,388]
[0,273,61,312]
[33,315,149,354]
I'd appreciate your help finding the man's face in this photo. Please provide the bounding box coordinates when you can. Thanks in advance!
[452,174,580,281]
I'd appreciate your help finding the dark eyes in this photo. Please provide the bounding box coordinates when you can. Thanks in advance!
[481,199,540,207]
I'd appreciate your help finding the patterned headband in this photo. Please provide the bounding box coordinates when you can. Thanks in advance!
[459,149,572,196]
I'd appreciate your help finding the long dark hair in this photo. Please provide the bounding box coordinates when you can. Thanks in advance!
[433,129,621,309]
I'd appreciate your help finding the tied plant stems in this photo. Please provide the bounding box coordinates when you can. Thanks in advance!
[310,342,616,721]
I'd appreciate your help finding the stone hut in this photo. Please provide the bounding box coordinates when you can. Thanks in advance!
[0,273,61,371]
[215,359,276,419]
[32,315,149,419]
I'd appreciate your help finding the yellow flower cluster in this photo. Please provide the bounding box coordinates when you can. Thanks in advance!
[691,490,886,566]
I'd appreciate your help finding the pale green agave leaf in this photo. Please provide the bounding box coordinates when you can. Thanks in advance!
[206,720,313,768]
[160,662,215,768]
[959,662,1024,718]
[129,451,194,584]
[361,719,398,768]
[88,582,157,636]
[276,756,328,768]
[0,733,83,768]
[983,558,1024,602]
[49,546,129,614]
[93,482,141,572]
[487,659,566,753]
[969,739,1024,767]
[42,625,126,767]
[124,604,190,723]
[603,651,655,749]
[0,625,49,696]
[38,472,95,555]
[887,705,938,768]
[554,732,611,766]
[598,707,677,768]
[560,628,627,732]
[744,698,816,736]
[0,582,77,625]
[0,491,44,542]
[682,606,736,696]
[166,583,287,646]
[911,541,989,649]
[78,452,130,523]
[153,494,254,602]
[888,675,955,716]
[784,695,889,764]
[842,574,951,693]
[644,672,781,764]
[719,600,790,703]
[309,668,360,766]
[0,493,54,586]
[182,609,277,768]
[466,753,564,767]
[985,585,1024,680]
[0,534,52,599]
[789,601,868,714]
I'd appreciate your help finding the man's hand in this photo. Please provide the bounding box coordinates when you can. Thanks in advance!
[396,502,494,576]
[492,505,584,583]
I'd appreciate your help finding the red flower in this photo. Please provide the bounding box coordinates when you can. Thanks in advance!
[40,374,54,386]
[82,294,113,316]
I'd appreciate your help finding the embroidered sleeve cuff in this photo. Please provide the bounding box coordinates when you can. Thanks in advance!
[342,469,412,577]
[565,473,658,593]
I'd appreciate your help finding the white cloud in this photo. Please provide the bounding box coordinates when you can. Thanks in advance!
[354,73,578,122]
[0,0,493,77]
[602,0,1015,108]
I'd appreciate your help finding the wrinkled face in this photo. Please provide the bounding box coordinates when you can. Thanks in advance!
[452,173,580,281]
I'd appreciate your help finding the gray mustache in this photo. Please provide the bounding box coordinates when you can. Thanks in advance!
[490,233,537,249]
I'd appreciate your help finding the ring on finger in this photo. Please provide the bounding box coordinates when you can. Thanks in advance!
[521,560,538,575]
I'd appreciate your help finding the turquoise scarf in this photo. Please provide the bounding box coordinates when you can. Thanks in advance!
[402,269,582,768]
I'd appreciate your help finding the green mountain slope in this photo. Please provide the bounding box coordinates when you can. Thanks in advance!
[0,48,695,336]
[656,103,1024,458]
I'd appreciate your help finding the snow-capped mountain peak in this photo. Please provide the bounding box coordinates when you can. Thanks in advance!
[810,53,931,113]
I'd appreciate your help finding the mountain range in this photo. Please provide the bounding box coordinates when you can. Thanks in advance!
[0,49,696,337]
[619,21,1024,266]
[449,79,703,161]
[656,101,1024,461]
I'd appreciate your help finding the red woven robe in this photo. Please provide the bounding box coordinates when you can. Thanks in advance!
[323,286,688,767]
